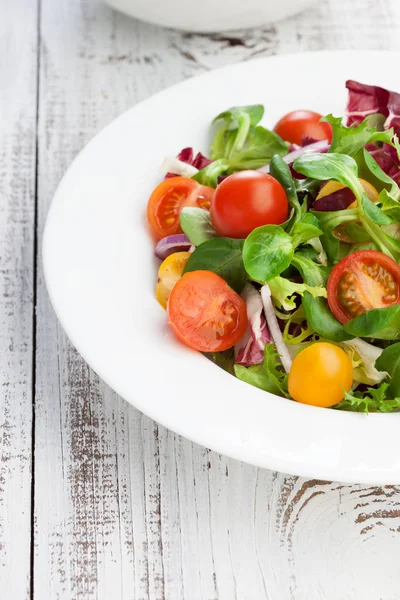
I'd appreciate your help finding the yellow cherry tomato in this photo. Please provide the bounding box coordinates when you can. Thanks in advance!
[347,178,378,208]
[288,342,353,408]
[156,251,191,309]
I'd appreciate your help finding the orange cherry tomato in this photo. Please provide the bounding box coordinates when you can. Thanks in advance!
[156,251,191,309]
[273,110,332,145]
[147,177,214,239]
[210,171,289,239]
[327,250,400,324]
[288,342,353,407]
[167,270,248,352]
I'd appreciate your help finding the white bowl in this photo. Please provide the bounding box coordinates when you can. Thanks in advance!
[104,0,316,32]
[43,51,400,484]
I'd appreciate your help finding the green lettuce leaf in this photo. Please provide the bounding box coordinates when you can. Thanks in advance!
[268,276,327,311]
[293,152,364,198]
[183,237,246,293]
[211,105,264,159]
[343,305,400,340]
[234,345,288,397]
[394,135,400,162]
[243,225,294,283]
[380,189,400,221]
[321,114,394,156]
[363,148,400,199]
[204,349,235,375]
[290,221,323,249]
[335,382,400,413]
[192,159,229,187]
[180,207,216,246]
[376,342,400,398]
[206,104,288,176]
[228,126,288,169]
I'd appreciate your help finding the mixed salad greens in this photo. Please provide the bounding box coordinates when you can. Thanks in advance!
[148,80,400,412]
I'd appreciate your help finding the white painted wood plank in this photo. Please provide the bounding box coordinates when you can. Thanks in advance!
[34,2,206,598]
[0,1,37,598]
[34,0,400,599]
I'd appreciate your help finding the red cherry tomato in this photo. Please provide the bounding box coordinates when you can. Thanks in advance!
[167,270,248,352]
[210,171,289,239]
[147,177,214,239]
[273,110,332,145]
[327,250,400,324]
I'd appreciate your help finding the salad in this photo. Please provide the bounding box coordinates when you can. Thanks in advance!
[147,80,400,413]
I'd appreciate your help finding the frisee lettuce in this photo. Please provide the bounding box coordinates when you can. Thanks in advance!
[335,382,400,413]
[268,276,327,311]
[234,344,288,397]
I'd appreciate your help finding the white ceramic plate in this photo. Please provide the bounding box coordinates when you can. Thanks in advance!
[43,51,400,485]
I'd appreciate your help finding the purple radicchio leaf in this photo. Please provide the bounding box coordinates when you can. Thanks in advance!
[192,152,213,170]
[235,284,271,366]
[345,80,390,126]
[345,80,400,136]
[382,142,400,166]
[313,186,356,211]
[391,170,400,185]
[386,90,400,134]
[165,147,212,178]
[177,147,194,163]
[368,146,398,176]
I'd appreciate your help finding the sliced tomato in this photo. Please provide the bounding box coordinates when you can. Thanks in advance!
[147,177,214,239]
[327,250,400,324]
[167,270,248,352]
[273,110,332,145]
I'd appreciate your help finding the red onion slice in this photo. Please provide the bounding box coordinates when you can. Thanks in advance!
[155,234,194,260]
[259,140,330,174]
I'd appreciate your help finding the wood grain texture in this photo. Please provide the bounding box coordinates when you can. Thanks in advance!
[29,0,400,598]
[0,1,37,598]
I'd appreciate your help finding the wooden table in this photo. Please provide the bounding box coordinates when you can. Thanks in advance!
[2,0,400,598]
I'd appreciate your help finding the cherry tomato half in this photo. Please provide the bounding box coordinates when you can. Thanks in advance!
[167,270,248,352]
[147,177,214,239]
[327,250,400,324]
[273,110,332,146]
[210,171,289,239]
[156,251,191,309]
[288,342,353,407]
